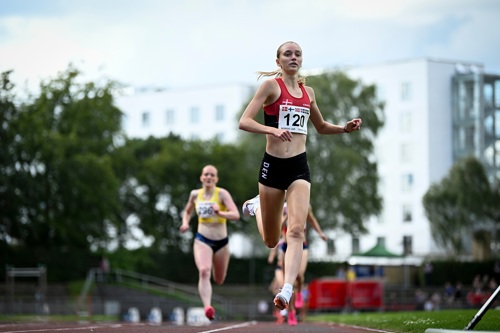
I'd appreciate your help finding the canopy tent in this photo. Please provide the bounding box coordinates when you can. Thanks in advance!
[357,242,402,257]
[347,242,423,287]
[348,242,422,266]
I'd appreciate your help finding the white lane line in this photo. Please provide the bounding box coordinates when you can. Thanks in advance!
[2,326,102,333]
[195,321,257,333]
[2,323,130,333]
[333,323,394,333]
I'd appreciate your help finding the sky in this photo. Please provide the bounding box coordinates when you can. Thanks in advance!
[1,0,500,93]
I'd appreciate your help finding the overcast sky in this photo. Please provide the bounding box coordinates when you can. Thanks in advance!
[1,0,500,92]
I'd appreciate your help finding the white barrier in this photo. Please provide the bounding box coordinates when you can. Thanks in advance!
[147,307,162,325]
[171,307,185,325]
[124,307,140,323]
[186,307,210,326]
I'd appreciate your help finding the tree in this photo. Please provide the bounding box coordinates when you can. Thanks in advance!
[306,71,384,235]
[0,71,21,255]
[423,156,499,257]
[1,67,123,279]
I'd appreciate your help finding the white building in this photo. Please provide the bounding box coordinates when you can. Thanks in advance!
[115,58,500,260]
[115,83,255,143]
[309,58,499,262]
[309,59,468,261]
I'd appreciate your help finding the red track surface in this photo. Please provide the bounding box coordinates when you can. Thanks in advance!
[0,320,391,333]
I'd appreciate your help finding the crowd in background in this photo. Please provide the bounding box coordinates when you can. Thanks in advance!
[415,260,500,311]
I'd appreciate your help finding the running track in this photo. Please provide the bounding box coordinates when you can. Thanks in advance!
[0,321,393,333]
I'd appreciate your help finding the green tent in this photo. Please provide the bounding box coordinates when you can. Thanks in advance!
[358,242,403,258]
[348,241,422,266]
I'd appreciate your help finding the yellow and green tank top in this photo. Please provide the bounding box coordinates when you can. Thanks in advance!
[195,187,227,224]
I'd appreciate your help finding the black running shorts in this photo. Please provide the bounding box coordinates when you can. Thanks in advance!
[258,152,311,190]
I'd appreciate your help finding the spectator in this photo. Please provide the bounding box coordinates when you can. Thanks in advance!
[431,292,441,310]
[487,277,498,293]
[424,297,434,311]
[472,274,483,291]
[444,281,455,305]
[336,265,346,279]
[481,274,490,292]
[424,292,441,311]
[415,289,426,310]
[493,261,500,284]
[346,265,357,282]
[423,262,433,286]
[454,281,464,306]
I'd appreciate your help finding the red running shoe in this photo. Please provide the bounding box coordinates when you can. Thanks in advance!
[294,291,304,309]
[273,308,285,324]
[204,306,215,320]
[287,310,298,326]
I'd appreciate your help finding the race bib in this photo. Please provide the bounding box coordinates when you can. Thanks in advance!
[197,202,215,218]
[278,105,310,134]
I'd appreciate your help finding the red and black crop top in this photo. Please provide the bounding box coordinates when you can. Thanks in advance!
[263,78,311,135]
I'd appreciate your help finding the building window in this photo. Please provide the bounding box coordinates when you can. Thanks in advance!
[402,174,413,192]
[457,125,476,151]
[400,111,412,132]
[142,111,150,127]
[351,237,360,254]
[403,235,413,255]
[401,143,412,163]
[495,79,500,107]
[215,105,225,121]
[190,107,200,124]
[458,128,465,150]
[484,83,493,108]
[327,239,336,255]
[403,204,412,222]
[465,125,475,150]
[401,82,412,101]
[377,237,386,247]
[166,109,175,125]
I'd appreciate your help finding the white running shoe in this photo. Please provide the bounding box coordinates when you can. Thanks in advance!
[274,292,289,310]
[274,283,293,310]
[242,195,260,216]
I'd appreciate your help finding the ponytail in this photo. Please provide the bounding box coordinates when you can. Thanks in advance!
[256,68,307,85]
[256,69,282,81]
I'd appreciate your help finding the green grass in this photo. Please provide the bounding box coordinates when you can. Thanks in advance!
[2,309,499,332]
[308,309,500,333]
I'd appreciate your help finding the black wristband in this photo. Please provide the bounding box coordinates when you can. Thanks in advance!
[343,125,350,133]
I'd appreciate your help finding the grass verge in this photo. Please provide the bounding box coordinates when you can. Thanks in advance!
[307,309,500,333]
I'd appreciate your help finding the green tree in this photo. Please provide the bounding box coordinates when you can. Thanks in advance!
[0,71,21,255]
[306,72,383,235]
[1,67,123,279]
[423,156,499,257]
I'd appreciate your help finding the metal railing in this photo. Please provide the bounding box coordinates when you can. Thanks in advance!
[77,268,229,318]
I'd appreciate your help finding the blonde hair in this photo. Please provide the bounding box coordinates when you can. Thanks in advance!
[257,41,307,85]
